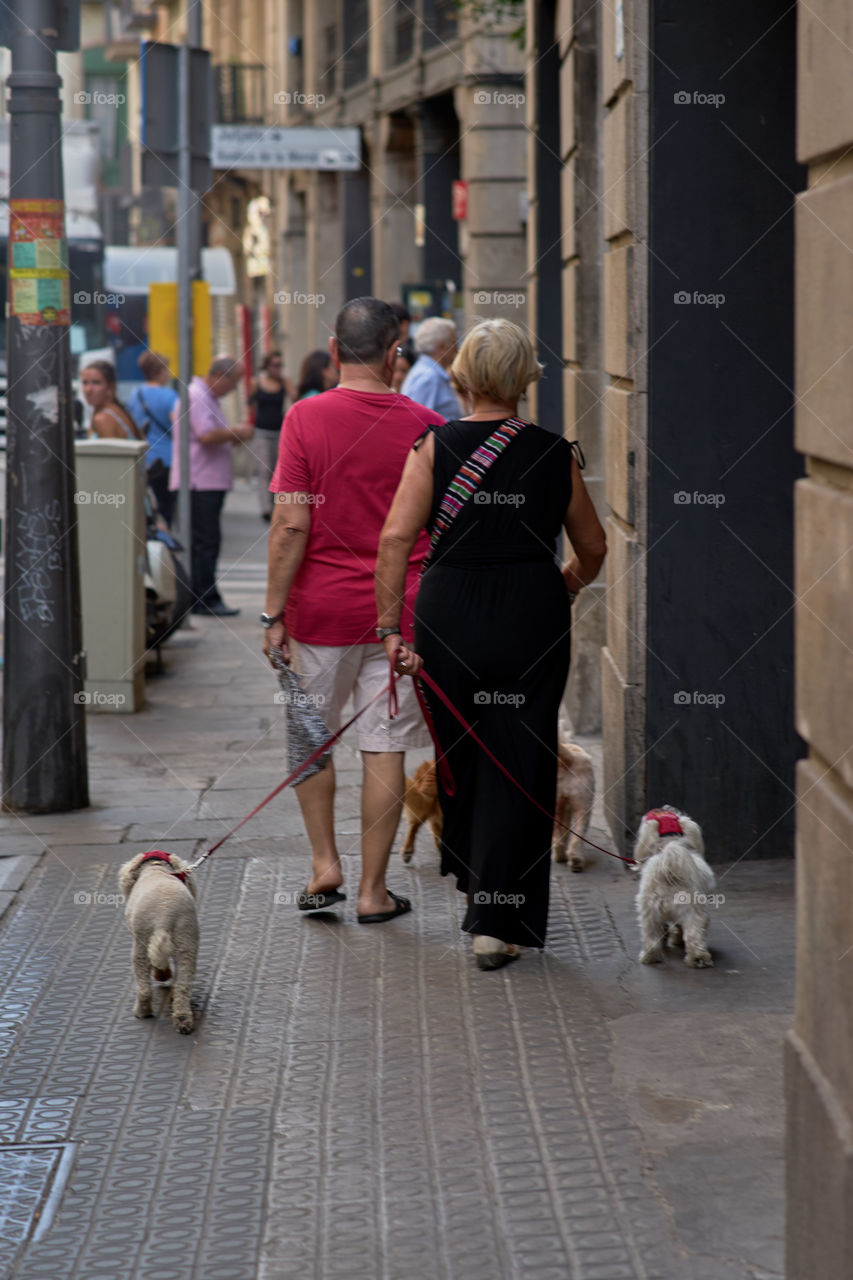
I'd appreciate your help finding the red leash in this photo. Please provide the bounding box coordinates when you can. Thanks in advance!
[412,664,636,866]
[185,657,632,870]
[184,675,398,872]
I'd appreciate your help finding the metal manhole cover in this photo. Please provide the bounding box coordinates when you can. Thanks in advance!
[0,1143,75,1269]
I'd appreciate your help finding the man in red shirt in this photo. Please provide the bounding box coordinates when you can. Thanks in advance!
[263,298,443,923]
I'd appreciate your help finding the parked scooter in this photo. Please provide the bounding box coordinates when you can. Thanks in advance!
[144,489,193,660]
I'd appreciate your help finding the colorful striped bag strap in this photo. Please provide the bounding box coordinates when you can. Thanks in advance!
[422,416,530,573]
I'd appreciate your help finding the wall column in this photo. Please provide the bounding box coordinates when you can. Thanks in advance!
[787,3,853,1274]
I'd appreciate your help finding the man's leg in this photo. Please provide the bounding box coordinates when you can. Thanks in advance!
[290,643,359,897]
[294,760,342,894]
[190,490,224,607]
[358,750,405,915]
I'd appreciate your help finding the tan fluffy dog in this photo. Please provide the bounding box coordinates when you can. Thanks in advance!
[551,741,596,872]
[118,852,199,1034]
[401,761,443,863]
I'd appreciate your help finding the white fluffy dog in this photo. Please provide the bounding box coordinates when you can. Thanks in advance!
[552,740,596,872]
[633,807,715,968]
[118,851,199,1034]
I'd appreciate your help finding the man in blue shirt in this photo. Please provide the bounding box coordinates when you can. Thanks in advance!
[400,316,462,420]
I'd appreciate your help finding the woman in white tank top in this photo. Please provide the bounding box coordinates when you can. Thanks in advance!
[81,360,145,442]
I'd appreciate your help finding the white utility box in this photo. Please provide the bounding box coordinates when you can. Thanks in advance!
[74,438,147,712]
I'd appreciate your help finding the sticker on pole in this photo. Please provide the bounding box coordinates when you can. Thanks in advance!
[9,198,71,326]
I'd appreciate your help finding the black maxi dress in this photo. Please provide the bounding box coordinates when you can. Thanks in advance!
[414,419,575,949]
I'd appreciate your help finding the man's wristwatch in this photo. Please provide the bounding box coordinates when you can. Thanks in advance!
[260,612,280,629]
[376,626,402,641]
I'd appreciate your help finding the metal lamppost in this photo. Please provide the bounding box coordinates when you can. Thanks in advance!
[2,0,88,811]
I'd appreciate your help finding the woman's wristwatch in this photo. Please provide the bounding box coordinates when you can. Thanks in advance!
[260,612,279,629]
[376,626,402,641]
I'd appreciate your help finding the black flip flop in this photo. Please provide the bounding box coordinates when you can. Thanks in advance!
[357,890,412,925]
[297,887,346,912]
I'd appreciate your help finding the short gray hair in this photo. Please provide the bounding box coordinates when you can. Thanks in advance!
[208,355,242,380]
[414,316,457,357]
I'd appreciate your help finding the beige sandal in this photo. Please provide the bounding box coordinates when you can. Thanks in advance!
[472,935,520,971]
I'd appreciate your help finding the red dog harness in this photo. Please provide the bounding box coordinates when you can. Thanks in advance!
[139,850,187,883]
[644,808,684,837]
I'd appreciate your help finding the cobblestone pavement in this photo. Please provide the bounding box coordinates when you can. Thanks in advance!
[0,482,791,1279]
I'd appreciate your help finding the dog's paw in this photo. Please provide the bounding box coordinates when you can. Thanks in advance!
[173,1012,194,1034]
[685,950,714,968]
[570,857,584,873]
[133,999,153,1019]
[639,946,664,965]
[552,847,568,864]
[401,847,414,864]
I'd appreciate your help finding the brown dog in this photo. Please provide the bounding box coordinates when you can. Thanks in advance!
[401,760,444,863]
[552,741,596,872]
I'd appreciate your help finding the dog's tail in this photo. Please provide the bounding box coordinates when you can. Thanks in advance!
[147,928,172,971]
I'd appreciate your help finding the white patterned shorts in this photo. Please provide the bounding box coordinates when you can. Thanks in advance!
[291,641,431,753]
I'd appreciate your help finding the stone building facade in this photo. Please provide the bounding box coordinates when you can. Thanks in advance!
[199,2,530,366]
[787,2,853,1274]
[530,0,852,1273]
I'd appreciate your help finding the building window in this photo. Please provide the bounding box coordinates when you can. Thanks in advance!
[392,0,415,65]
[214,64,266,124]
[320,22,338,97]
[86,75,121,163]
[343,0,369,89]
[422,0,458,48]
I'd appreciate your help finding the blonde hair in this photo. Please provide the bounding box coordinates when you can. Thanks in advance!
[451,319,542,405]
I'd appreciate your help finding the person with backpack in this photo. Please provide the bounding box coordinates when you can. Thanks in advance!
[128,351,180,525]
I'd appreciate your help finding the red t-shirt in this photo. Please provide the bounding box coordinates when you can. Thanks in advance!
[270,387,443,645]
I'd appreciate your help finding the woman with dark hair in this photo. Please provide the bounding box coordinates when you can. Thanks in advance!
[296,349,337,399]
[249,351,294,521]
[82,361,146,443]
[127,350,179,524]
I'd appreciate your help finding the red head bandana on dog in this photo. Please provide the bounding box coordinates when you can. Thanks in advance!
[139,850,187,883]
[644,808,684,837]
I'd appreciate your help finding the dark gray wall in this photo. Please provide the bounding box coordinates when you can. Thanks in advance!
[646,0,804,859]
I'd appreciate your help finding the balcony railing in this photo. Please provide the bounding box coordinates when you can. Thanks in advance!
[214,64,267,125]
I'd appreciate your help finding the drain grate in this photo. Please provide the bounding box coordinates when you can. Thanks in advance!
[0,1143,75,1271]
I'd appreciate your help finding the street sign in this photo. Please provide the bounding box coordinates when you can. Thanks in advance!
[140,41,212,191]
[211,125,360,171]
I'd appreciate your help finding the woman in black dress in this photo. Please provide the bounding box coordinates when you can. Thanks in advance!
[249,351,294,520]
[376,320,606,970]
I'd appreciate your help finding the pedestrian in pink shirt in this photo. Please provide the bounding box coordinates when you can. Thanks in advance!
[171,356,254,616]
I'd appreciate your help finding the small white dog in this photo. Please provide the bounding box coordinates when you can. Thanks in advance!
[118,851,199,1034]
[633,807,715,968]
[552,740,596,872]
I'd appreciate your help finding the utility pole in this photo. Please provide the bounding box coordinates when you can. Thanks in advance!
[2,0,88,812]
[176,0,203,563]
